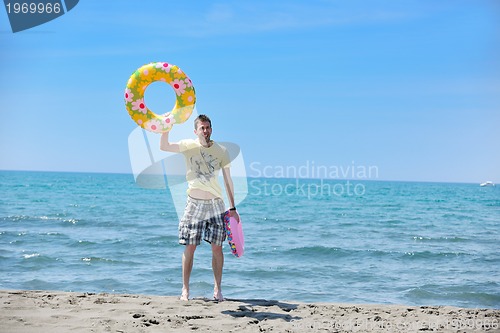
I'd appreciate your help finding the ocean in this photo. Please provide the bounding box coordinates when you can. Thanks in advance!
[1,170,499,309]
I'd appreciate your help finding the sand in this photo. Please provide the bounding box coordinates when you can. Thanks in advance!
[1,290,499,332]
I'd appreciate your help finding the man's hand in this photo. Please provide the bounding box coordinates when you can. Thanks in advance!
[230,209,240,223]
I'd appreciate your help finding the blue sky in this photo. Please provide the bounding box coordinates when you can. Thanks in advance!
[1,0,499,183]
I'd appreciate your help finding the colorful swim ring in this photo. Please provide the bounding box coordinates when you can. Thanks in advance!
[124,62,196,133]
[224,211,245,258]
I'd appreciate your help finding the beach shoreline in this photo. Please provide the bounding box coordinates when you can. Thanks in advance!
[1,289,498,332]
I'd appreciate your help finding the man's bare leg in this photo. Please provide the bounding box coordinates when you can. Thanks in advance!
[212,244,224,301]
[181,245,197,301]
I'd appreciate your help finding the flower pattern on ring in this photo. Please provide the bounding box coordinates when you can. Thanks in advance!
[164,114,176,125]
[182,90,195,105]
[145,119,161,132]
[171,79,187,96]
[131,98,147,114]
[124,88,134,102]
[131,113,148,126]
[156,62,171,72]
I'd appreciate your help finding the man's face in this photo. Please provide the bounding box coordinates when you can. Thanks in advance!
[195,120,212,142]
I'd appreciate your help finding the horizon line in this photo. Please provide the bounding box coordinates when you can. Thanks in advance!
[0,168,494,186]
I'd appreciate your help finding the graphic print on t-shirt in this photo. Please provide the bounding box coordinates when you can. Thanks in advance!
[190,149,219,185]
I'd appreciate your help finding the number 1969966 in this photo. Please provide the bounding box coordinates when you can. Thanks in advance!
[5,2,61,14]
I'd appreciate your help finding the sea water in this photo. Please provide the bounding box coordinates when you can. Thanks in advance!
[0,170,499,308]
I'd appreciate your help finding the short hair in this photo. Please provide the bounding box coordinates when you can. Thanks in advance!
[194,114,212,129]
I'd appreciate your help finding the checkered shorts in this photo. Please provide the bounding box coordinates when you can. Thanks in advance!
[178,196,226,246]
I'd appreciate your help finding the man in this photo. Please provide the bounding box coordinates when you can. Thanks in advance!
[160,114,239,302]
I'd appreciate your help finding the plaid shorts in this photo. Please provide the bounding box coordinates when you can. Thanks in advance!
[178,196,226,246]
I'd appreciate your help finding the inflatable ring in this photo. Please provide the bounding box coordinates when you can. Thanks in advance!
[224,211,244,258]
[124,62,196,133]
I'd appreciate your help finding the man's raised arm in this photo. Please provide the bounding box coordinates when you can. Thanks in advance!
[160,131,181,153]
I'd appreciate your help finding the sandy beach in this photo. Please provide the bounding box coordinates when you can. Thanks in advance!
[1,290,498,333]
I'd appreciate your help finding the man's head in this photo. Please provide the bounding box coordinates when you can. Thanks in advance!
[194,114,212,144]
[194,114,212,129]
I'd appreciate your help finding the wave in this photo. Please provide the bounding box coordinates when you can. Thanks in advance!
[2,214,82,225]
[412,236,470,243]
[282,246,397,260]
[406,286,500,308]
[284,246,347,258]
[79,257,143,267]
[278,246,473,262]
[401,250,471,259]
[18,253,61,268]
[441,213,475,221]
[74,240,97,246]
[233,267,312,280]
[20,279,60,291]
[142,235,179,245]
[81,256,114,262]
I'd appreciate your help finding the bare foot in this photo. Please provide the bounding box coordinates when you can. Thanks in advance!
[213,290,224,302]
[180,289,189,301]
